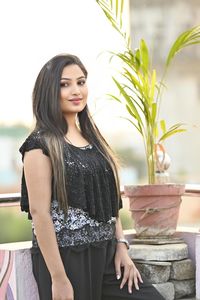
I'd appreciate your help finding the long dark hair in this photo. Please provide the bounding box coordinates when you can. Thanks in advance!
[33,53,121,214]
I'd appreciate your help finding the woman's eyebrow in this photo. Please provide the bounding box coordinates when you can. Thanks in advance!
[60,76,86,81]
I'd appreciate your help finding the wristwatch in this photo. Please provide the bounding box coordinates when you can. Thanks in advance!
[117,238,130,250]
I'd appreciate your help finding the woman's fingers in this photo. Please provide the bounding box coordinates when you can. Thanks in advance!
[115,260,122,280]
[120,265,143,293]
[133,269,139,291]
[128,276,133,294]
[137,269,143,283]
[120,265,131,289]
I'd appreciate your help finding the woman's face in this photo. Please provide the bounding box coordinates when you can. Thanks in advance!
[60,64,88,116]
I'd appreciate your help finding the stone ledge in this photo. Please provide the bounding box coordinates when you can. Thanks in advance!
[171,279,195,299]
[129,243,188,261]
[135,260,171,283]
[0,241,32,250]
[170,259,195,280]
[153,282,175,300]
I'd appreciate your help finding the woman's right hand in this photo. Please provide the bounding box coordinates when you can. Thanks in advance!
[52,278,74,300]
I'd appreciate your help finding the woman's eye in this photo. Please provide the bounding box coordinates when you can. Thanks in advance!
[78,80,86,86]
[60,82,68,87]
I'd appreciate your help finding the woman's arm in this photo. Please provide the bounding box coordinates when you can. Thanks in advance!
[115,217,143,294]
[115,215,126,240]
[24,149,73,300]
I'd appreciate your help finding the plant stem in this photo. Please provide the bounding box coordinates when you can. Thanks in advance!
[146,128,156,184]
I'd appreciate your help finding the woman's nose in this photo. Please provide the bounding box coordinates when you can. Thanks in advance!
[72,84,81,95]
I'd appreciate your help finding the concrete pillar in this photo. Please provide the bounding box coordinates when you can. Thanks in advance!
[0,242,39,300]
[196,234,200,299]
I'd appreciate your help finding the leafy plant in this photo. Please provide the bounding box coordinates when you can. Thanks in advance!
[96,0,200,183]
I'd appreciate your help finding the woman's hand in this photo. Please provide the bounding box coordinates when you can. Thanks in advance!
[114,243,143,294]
[52,277,74,300]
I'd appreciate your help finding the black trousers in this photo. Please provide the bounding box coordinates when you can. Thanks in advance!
[31,239,164,300]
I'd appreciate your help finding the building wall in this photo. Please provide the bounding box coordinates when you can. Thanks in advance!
[129,0,200,183]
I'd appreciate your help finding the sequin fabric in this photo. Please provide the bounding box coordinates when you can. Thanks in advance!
[19,130,122,223]
[19,130,122,247]
[32,200,116,247]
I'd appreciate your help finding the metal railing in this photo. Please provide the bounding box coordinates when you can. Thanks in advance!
[0,184,200,208]
[0,193,20,207]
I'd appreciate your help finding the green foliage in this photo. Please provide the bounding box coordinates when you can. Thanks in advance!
[119,207,133,230]
[0,208,31,243]
[115,146,146,179]
[166,25,200,67]
[96,0,200,183]
[0,124,30,138]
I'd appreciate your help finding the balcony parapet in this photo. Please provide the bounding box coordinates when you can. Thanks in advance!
[0,184,200,207]
[0,184,200,299]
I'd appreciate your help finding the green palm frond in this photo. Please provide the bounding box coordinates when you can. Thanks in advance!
[96,0,129,45]
[166,25,200,67]
[96,0,200,183]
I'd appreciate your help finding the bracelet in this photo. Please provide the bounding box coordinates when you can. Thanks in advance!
[117,238,130,250]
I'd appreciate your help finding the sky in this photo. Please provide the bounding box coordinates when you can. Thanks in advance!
[1,0,199,184]
[0,0,131,136]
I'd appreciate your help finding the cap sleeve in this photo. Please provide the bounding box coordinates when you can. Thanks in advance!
[19,130,49,161]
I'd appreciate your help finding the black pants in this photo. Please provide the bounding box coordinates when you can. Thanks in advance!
[31,239,164,300]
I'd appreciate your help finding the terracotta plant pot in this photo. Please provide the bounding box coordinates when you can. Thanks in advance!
[124,184,185,238]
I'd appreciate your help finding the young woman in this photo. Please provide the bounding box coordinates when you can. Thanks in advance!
[19,54,164,300]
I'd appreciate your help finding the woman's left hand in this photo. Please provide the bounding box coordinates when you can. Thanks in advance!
[114,243,143,294]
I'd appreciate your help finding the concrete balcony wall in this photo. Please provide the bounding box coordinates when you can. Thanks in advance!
[0,229,200,300]
[0,242,39,300]
[0,190,199,299]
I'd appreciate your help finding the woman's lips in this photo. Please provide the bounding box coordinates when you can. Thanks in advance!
[69,98,82,105]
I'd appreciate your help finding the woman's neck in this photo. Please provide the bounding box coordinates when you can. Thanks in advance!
[63,114,90,146]
[64,113,77,129]
[64,113,81,137]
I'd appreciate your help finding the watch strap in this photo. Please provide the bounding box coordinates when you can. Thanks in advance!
[117,238,130,249]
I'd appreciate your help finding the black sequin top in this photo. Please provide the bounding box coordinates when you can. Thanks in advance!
[19,130,122,247]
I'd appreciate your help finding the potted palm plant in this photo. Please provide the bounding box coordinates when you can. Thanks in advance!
[96,0,200,238]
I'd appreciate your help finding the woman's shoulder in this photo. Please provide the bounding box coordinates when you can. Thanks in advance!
[19,129,49,159]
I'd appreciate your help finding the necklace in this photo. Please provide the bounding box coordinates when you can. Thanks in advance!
[64,136,93,149]
[64,136,73,145]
